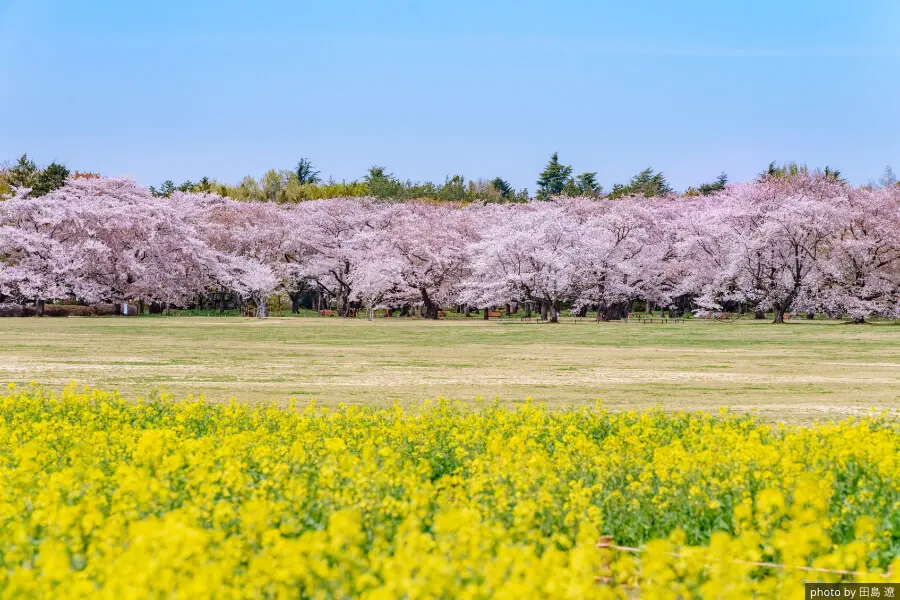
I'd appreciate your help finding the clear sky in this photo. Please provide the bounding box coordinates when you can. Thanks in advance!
[2,0,898,192]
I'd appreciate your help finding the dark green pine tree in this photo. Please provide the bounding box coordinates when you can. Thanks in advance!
[30,162,70,197]
[698,172,728,196]
[295,158,321,185]
[575,172,602,197]
[149,180,177,197]
[490,177,514,200]
[609,167,673,198]
[536,152,573,200]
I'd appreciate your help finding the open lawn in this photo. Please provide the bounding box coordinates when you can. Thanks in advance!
[1,316,899,422]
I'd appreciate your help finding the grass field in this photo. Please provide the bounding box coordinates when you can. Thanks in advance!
[1,316,899,421]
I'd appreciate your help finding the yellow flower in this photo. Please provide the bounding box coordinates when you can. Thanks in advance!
[0,385,895,597]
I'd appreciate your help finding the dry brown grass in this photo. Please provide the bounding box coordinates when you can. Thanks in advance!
[1,316,899,422]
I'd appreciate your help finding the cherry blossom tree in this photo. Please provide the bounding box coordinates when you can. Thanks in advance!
[817,184,900,321]
[0,187,80,305]
[189,194,303,314]
[0,178,276,310]
[462,202,581,322]
[724,176,845,322]
[3,173,900,324]
[368,202,473,318]
[293,198,378,317]
[563,196,661,320]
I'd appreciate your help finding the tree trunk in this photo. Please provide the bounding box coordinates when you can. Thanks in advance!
[524,302,531,318]
[773,308,785,324]
[600,304,618,322]
[549,299,560,323]
[504,303,511,316]
[421,288,438,319]
[289,292,302,314]
[540,301,548,321]
[483,307,489,320]
[755,308,765,320]
[806,311,815,320]
[339,260,352,318]
[338,287,351,318]
[464,305,471,318]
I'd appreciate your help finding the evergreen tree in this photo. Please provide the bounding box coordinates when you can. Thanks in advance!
[365,166,407,199]
[536,152,573,200]
[296,158,321,185]
[196,176,213,193]
[150,180,177,197]
[823,166,846,184]
[490,177,514,200]
[608,167,673,198]
[7,154,39,189]
[759,161,808,181]
[30,162,70,197]
[575,172,602,197]
[698,172,728,196]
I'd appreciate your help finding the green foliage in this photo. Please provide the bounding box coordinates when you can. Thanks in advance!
[436,175,468,203]
[194,177,213,193]
[608,167,673,198]
[146,154,531,204]
[490,177,514,200]
[700,172,728,195]
[575,172,602,197]
[536,152,573,200]
[684,171,728,197]
[29,162,70,197]
[295,158,321,185]
[149,180,177,198]
[759,161,847,184]
[365,166,409,200]
[261,169,291,203]
[0,155,71,199]
[758,161,808,182]
[823,166,846,184]
[7,154,39,189]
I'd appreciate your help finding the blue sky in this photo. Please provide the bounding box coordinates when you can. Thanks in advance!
[2,1,898,191]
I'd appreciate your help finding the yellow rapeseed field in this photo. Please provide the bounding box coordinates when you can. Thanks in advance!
[0,383,898,599]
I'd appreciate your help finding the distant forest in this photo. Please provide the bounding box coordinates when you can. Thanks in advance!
[3,152,896,204]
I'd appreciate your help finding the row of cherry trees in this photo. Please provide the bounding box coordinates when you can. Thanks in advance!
[1,175,899,322]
